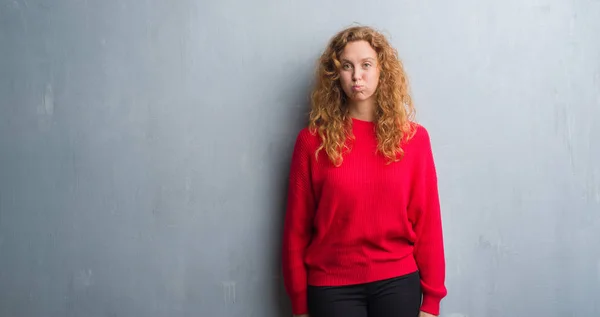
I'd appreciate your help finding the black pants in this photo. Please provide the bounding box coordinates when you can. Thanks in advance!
[307,271,422,317]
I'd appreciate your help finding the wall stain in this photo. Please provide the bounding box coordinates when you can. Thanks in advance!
[222,281,236,304]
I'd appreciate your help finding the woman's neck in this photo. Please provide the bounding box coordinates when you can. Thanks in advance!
[348,100,376,122]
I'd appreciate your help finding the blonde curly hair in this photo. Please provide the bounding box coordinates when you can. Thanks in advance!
[308,25,417,166]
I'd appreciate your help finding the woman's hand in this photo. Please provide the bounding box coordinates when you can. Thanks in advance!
[419,311,437,317]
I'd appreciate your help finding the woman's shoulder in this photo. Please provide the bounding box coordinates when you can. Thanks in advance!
[405,122,433,148]
[291,126,321,153]
[295,126,320,144]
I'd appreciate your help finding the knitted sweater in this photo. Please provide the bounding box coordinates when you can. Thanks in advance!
[281,118,447,315]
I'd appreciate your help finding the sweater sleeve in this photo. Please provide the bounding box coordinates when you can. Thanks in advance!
[408,127,447,316]
[281,130,316,315]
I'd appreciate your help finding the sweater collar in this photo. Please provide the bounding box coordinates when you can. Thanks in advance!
[351,117,376,135]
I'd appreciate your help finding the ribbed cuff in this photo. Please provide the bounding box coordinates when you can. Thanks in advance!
[420,294,442,316]
[291,291,308,315]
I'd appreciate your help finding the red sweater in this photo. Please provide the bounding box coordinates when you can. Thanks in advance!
[281,118,447,316]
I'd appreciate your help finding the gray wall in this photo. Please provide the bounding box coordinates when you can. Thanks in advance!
[1,1,599,316]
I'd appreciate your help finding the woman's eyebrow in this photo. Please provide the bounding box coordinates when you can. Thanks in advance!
[341,57,376,62]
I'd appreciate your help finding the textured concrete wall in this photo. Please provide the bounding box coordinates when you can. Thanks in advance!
[1,1,599,316]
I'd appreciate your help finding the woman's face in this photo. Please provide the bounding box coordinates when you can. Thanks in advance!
[338,40,380,104]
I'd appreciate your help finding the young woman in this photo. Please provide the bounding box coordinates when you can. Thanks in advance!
[281,26,447,317]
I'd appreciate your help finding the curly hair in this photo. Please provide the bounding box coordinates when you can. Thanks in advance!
[308,25,417,166]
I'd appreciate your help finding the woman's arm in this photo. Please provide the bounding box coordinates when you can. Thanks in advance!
[408,126,447,316]
[282,130,316,316]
